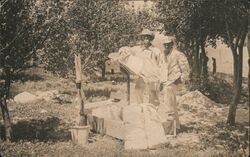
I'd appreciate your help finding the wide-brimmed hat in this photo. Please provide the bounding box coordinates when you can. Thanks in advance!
[139,29,155,40]
[163,39,174,45]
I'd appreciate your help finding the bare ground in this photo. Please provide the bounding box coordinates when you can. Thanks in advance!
[0,69,249,157]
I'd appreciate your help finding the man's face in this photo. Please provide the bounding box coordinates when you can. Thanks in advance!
[164,43,173,55]
[141,35,152,47]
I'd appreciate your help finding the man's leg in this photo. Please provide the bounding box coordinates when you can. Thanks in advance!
[148,82,160,106]
[163,86,180,129]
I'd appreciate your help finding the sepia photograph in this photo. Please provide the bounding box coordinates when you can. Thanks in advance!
[0,0,249,156]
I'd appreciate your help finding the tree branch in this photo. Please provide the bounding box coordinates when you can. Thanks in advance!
[225,19,237,57]
[235,31,241,49]
[238,17,248,48]
[0,25,29,53]
[0,0,8,10]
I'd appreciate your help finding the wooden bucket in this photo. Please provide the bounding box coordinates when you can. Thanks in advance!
[71,126,89,146]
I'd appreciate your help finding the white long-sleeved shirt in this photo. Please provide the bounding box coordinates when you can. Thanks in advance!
[130,45,164,83]
[160,49,190,86]
[131,45,163,66]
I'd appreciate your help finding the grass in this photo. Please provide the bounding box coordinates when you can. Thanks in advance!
[84,88,114,99]
[0,68,249,157]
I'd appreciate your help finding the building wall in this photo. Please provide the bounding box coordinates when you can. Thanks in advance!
[105,60,121,74]
[206,42,248,77]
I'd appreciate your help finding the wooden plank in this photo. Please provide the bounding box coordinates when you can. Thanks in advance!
[87,113,124,140]
[105,119,125,140]
[85,100,126,114]
[87,114,106,135]
[88,113,175,140]
[85,100,114,110]
[162,120,176,136]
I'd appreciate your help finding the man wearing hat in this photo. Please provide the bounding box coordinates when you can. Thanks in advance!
[160,38,190,86]
[131,28,163,105]
[158,38,190,129]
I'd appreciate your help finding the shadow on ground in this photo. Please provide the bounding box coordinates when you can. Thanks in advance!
[12,72,44,82]
[1,116,71,142]
[179,124,196,133]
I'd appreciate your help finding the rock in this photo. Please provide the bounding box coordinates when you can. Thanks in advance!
[40,109,48,113]
[14,92,41,104]
[215,144,224,149]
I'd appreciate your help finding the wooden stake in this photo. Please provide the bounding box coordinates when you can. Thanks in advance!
[127,73,130,105]
[75,54,87,126]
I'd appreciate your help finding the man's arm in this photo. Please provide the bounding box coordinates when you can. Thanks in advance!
[177,53,190,83]
[166,61,182,86]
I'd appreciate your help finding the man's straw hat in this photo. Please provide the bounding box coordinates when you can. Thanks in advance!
[139,29,155,40]
[163,39,174,45]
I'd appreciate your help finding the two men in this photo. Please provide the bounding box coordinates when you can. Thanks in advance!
[118,28,190,130]
[132,29,189,107]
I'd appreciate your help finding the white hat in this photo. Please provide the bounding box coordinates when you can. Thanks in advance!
[163,39,174,45]
[139,29,155,40]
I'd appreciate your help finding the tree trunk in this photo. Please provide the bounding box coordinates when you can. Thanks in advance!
[248,58,250,107]
[227,45,244,125]
[200,42,208,85]
[190,40,200,90]
[247,32,250,107]
[227,16,248,125]
[0,96,12,141]
[101,65,106,80]
[0,69,12,141]
[212,57,217,75]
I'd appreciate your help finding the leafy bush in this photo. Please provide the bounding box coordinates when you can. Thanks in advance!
[202,76,234,104]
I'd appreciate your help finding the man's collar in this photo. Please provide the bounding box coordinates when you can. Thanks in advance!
[141,44,154,51]
[165,48,174,57]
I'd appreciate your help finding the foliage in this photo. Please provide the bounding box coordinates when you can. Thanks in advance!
[157,0,249,78]
[157,0,214,90]
[201,76,234,104]
[132,9,160,32]
[0,0,54,76]
[41,0,144,78]
[157,0,249,124]
[0,0,63,141]
[157,0,249,47]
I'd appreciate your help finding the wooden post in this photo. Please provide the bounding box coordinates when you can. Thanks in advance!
[120,65,130,105]
[74,54,87,126]
[127,73,130,105]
